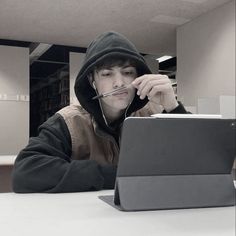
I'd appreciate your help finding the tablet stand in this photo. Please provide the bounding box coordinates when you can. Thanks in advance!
[114,174,235,211]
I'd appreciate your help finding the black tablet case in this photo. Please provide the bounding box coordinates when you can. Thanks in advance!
[99,118,236,211]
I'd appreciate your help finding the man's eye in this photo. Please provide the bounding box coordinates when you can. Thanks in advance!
[100,70,112,77]
[101,73,111,77]
[124,71,135,75]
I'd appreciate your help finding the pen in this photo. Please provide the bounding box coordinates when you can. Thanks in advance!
[92,84,132,100]
[92,82,177,100]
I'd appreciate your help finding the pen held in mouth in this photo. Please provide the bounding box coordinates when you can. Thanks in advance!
[91,82,177,100]
[92,85,131,100]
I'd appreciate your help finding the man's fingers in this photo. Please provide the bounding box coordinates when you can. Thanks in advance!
[134,77,170,96]
[148,84,170,98]
[138,80,156,99]
[135,79,172,99]
[132,74,168,85]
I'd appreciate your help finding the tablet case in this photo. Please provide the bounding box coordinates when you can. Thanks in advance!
[99,117,236,211]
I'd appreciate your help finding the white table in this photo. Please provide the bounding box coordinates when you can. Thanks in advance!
[0,155,16,192]
[0,155,16,165]
[0,190,235,236]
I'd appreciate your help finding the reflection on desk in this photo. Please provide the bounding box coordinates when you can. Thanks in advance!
[0,190,235,236]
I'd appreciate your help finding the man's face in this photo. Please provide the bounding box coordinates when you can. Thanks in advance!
[93,63,137,115]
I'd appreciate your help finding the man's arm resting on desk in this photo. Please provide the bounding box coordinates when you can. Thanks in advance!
[12,114,116,193]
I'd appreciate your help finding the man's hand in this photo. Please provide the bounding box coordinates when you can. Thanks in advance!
[132,74,178,112]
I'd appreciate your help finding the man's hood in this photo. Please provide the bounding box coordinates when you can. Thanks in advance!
[74,31,152,131]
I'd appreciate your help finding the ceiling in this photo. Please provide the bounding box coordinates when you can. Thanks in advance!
[0,0,232,81]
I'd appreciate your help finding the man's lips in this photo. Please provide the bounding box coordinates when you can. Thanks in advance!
[112,90,128,96]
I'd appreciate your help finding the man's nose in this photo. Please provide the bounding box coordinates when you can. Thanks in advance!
[113,72,125,88]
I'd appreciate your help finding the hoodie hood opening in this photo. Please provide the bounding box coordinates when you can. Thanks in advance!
[74,31,152,133]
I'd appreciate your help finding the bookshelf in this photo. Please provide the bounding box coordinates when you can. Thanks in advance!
[30,66,69,137]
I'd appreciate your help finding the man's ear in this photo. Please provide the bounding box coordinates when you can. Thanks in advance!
[92,81,96,89]
[88,74,96,89]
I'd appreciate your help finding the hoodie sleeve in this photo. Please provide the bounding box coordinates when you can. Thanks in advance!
[12,113,115,193]
[163,102,190,114]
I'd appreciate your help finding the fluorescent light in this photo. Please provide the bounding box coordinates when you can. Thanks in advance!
[30,43,52,64]
[183,0,207,3]
[151,15,190,25]
[156,55,173,63]
[30,43,51,57]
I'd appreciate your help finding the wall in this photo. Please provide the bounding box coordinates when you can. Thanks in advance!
[143,55,159,74]
[69,52,85,104]
[176,1,235,115]
[0,46,29,155]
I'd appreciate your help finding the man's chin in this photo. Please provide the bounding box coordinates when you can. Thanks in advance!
[115,102,131,111]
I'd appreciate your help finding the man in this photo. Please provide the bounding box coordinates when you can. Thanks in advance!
[12,31,187,193]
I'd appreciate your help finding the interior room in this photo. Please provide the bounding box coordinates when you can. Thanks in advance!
[0,0,235,183]
[0,1,235,235]
[0,0,235,153]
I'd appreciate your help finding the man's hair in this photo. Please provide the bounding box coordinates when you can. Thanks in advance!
[89,55,141,83]
[93,55,138,72]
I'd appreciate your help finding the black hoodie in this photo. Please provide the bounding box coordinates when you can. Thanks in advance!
[12,31,187,193]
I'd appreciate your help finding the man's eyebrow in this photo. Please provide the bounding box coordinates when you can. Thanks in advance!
[121,65,136,68]
[98,64,135,70]
[99,66,112,70]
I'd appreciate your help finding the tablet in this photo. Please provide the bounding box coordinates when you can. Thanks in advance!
[99,117,236,211]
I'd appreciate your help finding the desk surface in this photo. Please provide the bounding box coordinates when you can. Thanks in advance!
[0,155,16,165]
[0,190,235,236]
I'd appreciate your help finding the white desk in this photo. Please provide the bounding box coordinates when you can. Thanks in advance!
[0,155,16,165]
[0,156,16,192]
[0,190,235,236]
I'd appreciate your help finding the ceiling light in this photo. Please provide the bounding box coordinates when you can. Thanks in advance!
[151,15,190,25]
[156,55,173,63]
[30,43,52,64]
[183,0,208,3]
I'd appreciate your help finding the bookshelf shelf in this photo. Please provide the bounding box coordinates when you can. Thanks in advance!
[30,66,69,136]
